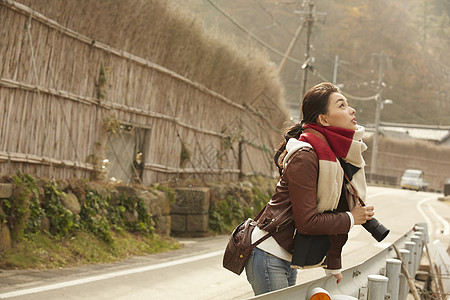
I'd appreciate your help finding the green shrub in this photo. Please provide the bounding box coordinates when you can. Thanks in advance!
[18,173,45,234]
[1,171,45,241]
[107,197,126,230]
[209,195,245,234]
[154,184,175,203]
[44,182,77,238]
[209,182,272,234]
[80,189,114,244]
[133,198,155,234]
[252,186,269,214]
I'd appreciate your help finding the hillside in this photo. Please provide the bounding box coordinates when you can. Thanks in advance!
[176,0,450,127]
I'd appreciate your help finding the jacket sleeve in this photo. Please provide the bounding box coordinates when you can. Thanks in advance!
[285,148,351,235]
[326,234,348,269]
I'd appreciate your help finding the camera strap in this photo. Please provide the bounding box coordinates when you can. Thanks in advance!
[343,173,365,207]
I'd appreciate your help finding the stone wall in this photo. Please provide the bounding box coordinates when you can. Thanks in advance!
[0,175,276,248]
[0,183,13,250]
[0,178,172,250]
[171,188,211,237]
[170,177,276,236]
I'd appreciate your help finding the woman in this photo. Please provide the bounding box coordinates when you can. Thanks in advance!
[245,82,375,296]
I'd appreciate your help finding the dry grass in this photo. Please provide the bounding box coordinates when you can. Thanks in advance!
[18,0,288,120]
[0,231,180,270]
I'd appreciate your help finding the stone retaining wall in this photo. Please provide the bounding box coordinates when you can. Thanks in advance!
[0,183,13,250]
[170,178,276,236]
[0,179,172,250]
[0,176,276,247]
[171,188,211,237]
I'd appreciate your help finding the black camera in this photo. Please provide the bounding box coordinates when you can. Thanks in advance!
[362,218,390,242]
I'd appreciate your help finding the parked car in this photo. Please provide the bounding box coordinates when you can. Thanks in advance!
[400,169,429,191]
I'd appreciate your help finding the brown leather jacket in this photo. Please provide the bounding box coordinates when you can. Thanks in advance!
[256,129,352,269]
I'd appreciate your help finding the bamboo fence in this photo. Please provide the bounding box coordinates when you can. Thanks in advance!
[2,0,449,190]
[0,0,289,185]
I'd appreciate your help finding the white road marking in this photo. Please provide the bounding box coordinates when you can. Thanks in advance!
[427,203,450,235]
[0,250,224,298]
[179,240,197,245]
[417,197,435,237]
[417,196,450,239]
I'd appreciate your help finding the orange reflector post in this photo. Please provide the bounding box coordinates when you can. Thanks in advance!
[309,287,331,300]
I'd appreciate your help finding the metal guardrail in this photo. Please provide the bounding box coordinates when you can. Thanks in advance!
[366,173,398,187]
[249,223,429,300]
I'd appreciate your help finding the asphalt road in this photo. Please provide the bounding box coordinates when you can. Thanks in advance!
[0,186,448,300]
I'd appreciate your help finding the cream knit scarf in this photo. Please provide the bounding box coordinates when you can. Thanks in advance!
[296,123,368,212]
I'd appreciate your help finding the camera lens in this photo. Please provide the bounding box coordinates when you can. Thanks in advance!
[362,218,390,242]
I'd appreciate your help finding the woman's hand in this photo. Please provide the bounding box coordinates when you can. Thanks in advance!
[333,272,343,284]
[350,204,374,225]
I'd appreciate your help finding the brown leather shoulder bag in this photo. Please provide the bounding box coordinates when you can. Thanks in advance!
[222,217,271,275]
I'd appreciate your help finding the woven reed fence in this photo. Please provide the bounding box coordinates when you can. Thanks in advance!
[0,0,290,185]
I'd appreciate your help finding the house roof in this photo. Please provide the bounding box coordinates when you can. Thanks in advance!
[364,123,450,144]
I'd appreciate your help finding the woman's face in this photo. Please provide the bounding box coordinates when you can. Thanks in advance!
[318,92,357,130]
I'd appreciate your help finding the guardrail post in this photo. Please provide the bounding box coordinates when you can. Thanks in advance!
[246,224,427,300]
[413,231,424,246]
[367,275,388,300]
[413,231,424,242]
[410,235,422,273]
[386,259,402,300]
[398,249,410,300]
[404,241,416,276]
[414,223,429,244]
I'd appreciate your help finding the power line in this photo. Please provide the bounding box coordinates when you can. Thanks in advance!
[309,66,329,82]
[389,102,433,124]
[251,0,300,36]
[317,52,374,83]
[344,92,378,101]
[205,0,304,65]
[278,21,305,72]
[206,0,400,110]
[307,64,379,102]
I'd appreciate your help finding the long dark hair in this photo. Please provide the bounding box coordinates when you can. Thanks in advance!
[274,82,340,175]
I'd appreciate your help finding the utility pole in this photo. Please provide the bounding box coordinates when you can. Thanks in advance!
[332,55,339,84]
[370,51,385,175]
[301,0,315,97]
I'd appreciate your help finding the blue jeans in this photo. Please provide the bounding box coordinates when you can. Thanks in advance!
[245,247,297,296]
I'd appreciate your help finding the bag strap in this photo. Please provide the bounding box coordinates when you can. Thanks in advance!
[251,231,273,247]
[249,221,274,247]
[343,173,365,206]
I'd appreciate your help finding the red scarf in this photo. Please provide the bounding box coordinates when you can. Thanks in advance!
[300,123,356,161]
[298,122,367,210]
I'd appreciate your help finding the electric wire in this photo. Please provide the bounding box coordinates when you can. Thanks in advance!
[206,0,304,65]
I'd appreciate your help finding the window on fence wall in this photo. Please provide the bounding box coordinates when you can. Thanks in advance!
[105,123,148,184]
